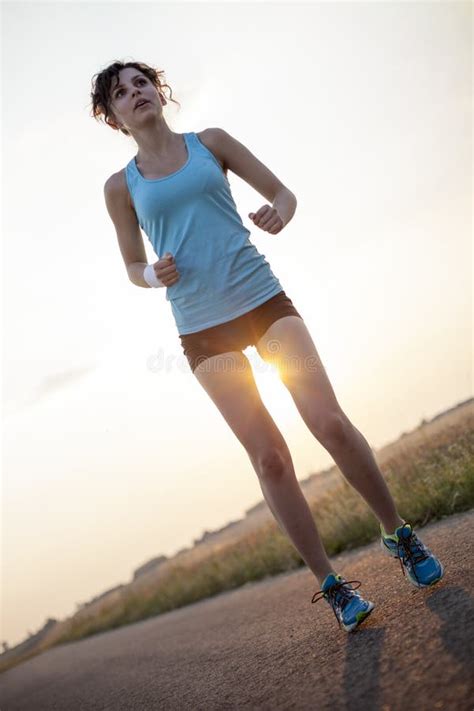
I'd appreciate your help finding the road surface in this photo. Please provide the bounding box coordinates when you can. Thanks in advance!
[1,510,473,710]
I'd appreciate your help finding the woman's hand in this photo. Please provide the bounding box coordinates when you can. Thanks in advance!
[153,252,180,286]
[248,205,284,235]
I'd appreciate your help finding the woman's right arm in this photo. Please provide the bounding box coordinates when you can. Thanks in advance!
[103,171,151,288]
[103,171,181,289]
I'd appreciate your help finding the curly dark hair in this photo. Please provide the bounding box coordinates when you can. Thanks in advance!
[89,60,181,136]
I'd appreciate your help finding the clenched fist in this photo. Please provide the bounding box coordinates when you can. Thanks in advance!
[153,252,180,286]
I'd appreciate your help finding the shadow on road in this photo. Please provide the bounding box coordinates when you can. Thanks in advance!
[425,586,474,670]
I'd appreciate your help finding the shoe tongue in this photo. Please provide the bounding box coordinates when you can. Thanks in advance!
[322,573,342,592]
[396,523,412,539]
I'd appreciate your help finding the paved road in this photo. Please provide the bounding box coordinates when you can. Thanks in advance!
[1,510,473,710]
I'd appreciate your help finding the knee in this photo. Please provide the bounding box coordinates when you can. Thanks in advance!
[315,410,350,449]
[255,448,290,482]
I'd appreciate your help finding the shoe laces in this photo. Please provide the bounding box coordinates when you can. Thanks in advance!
[311,579,362,629]
[396,528,429,583]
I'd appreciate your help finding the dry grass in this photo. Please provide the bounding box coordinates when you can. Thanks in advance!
[1,400,473,673]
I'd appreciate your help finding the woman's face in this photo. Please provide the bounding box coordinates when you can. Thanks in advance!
[109,68,164,130]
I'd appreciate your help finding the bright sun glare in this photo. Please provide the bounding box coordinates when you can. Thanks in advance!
[248,351,297,426]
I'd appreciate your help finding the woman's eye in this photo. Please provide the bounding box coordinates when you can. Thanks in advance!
[116,79,146,98]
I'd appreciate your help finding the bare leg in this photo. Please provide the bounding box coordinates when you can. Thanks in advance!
[326,413,405,535]
[248,448,336,588]
[256,316,405,536]
[192,351,337,588]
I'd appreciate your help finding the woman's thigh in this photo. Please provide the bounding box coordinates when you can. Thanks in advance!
[192,350,291,467]
[255,315,344,439]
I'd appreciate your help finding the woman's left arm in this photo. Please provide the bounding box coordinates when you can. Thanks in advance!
[250,188,297,234]
[206,127,297,234]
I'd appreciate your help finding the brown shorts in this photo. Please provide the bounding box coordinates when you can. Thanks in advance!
[179,290,303,373]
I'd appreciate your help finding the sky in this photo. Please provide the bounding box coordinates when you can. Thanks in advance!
[2,1,472,648]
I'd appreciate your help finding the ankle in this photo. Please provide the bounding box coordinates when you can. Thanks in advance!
[380,517,406,537]
[318,570,339,588]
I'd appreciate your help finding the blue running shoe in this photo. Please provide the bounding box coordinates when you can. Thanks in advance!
[311,573,375,632]
[380,521,445,588]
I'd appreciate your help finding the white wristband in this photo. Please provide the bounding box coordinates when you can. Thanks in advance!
[143,264,165,288]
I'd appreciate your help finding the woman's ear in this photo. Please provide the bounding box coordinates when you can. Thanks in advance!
[107,117,122,131]
[106,106,122,130]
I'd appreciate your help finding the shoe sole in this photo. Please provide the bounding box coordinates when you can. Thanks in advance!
[342,601,376,632]
[380,539,445,588]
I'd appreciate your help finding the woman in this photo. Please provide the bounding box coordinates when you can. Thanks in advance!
[91,60,444,633]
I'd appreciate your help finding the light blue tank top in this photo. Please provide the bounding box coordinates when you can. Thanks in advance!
[124,131,284,335]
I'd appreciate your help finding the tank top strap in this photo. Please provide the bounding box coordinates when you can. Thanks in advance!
[187,131,210,165]
[185,131,199,148]
[189,130,227,174]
